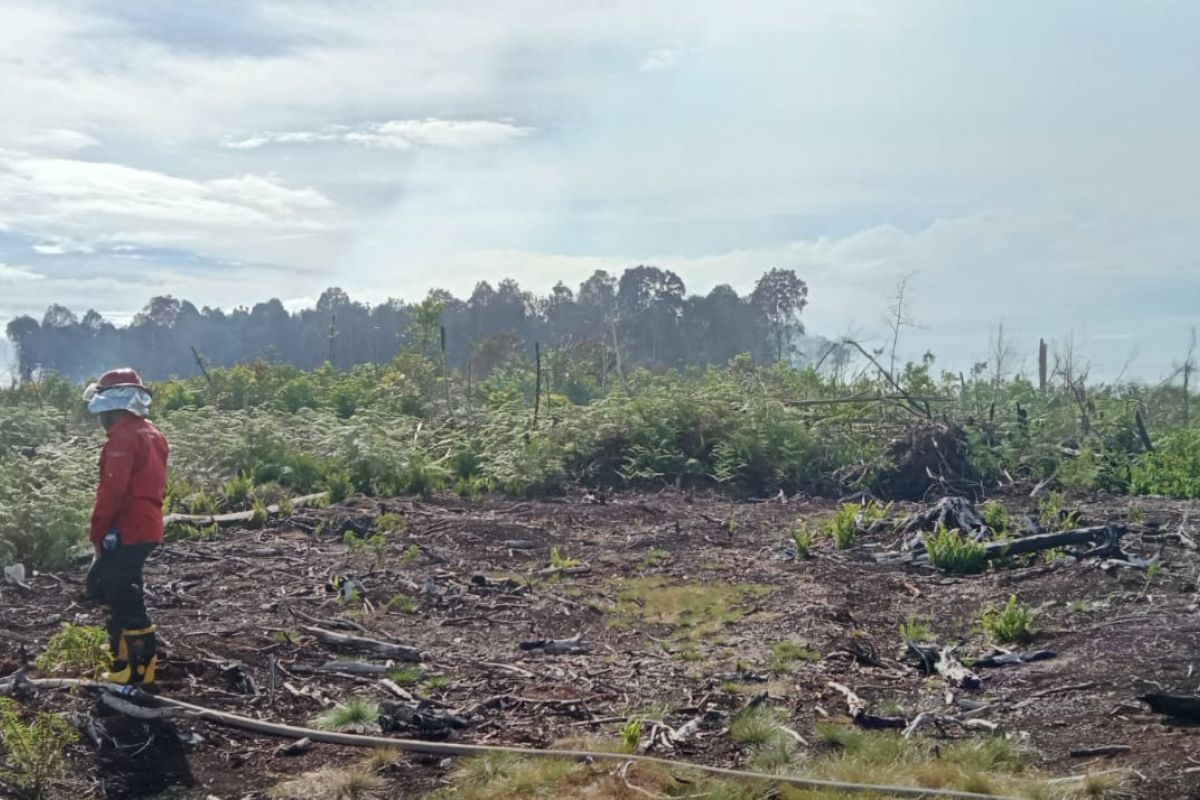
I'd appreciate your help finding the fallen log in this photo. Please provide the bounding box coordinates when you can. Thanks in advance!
[535,564,593,578]
[518,635,591,655]
[881,523,1130,566]
[827,681,907,730]
[276,737,313,757]
[982,525,1126,559]
[973,650,1056,669]
[293,661,392,677]
[1141,693,1200,722]
[906,644,981,690]
[300,625,420,663]
[163,492,328,526]
[1069,745,1131,758]
[379,700,470,739]
[934,649,980,690]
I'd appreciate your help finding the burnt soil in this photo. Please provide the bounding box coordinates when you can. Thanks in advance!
[2,489,1200,799]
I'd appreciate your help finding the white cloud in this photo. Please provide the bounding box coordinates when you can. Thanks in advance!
[223,118,533,150]
[639,44,689,72]
[0,263,44,283]
[0,150,341,266]
[0,0,1196,381]
[19,128,99,153]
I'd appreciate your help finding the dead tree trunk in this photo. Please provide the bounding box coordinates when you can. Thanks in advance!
[981,524,1126,560]
[300,626,421,662]
[1038,339,1048,393]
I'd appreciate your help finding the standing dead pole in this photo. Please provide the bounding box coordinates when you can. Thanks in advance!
[189,346,213,387]
[1038,338,1048,393]
[1135,410,1154,453]
[533,342,543,426]
[440,325,451,416]
[466,355,474,437]
[1182,328,1196,426]
[327,314,338,367]
[610,314,631,397]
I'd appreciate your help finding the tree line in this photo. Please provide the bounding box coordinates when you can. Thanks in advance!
[6,266,816,382]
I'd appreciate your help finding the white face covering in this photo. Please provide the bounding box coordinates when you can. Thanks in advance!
[83,385,153,417]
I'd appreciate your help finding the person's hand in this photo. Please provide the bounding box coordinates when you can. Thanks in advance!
[92,541,102,560]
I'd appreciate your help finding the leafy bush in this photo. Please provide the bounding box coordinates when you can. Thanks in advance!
[221,475,254,509]
[981,595,1035,644]
[925,523,988,575]
[981,500,1010,534]
[185,492,219,516]
[619,719,642,753]
[1038,492,1079,531]
[376,513,406,533]
[790,527,813,558]
[276,376,319,413]
[345,531,387,560]
[35,623,112,679]
[0,458,90,571]
[326,469,353,504]
[825,504,860,549]
[0,699,78,799]
[1131,428,1200,498]
[549,547,580,570]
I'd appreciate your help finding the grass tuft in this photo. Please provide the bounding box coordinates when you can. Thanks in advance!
[769,640,820,673]
[312,697,380,733]
[729,705,787,747]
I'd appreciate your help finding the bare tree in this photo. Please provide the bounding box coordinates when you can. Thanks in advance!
[988,321,1018,392]
[0,337,16,387]
[1174,328,1197,425]
[1052,332,1093,435]
[885,273,917,381]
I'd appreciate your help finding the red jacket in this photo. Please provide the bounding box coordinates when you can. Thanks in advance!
[90,414,169,546]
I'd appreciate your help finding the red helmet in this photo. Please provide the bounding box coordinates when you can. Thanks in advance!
[95,368,150,393]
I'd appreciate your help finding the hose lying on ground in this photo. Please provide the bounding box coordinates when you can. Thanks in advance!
[4,678,1026,800]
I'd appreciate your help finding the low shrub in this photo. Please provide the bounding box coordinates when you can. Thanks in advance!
[925,523,988,575]
[981,595,1035,644]
[0,699,78,799]
[35,623,112,679]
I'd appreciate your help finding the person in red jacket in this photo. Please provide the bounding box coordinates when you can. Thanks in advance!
[83,368,168,685]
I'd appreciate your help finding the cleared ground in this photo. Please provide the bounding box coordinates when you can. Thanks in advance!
[2,489,1198,798]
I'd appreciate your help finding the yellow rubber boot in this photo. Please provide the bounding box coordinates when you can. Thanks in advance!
[102,626,157,685]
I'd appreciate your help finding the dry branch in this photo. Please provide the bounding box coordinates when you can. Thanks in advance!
[906,644,980,689]
[300,625,420,662]
[294,661,392,676]
[973,650,1056,669]
[518,635,591,655]
[827,681,907,729]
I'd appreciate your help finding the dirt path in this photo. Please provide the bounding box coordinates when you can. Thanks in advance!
[2,490,1199,798]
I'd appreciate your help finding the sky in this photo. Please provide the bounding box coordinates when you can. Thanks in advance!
[1,0,1198,381]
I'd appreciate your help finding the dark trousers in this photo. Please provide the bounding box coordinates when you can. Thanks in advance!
[86,544,155,651]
